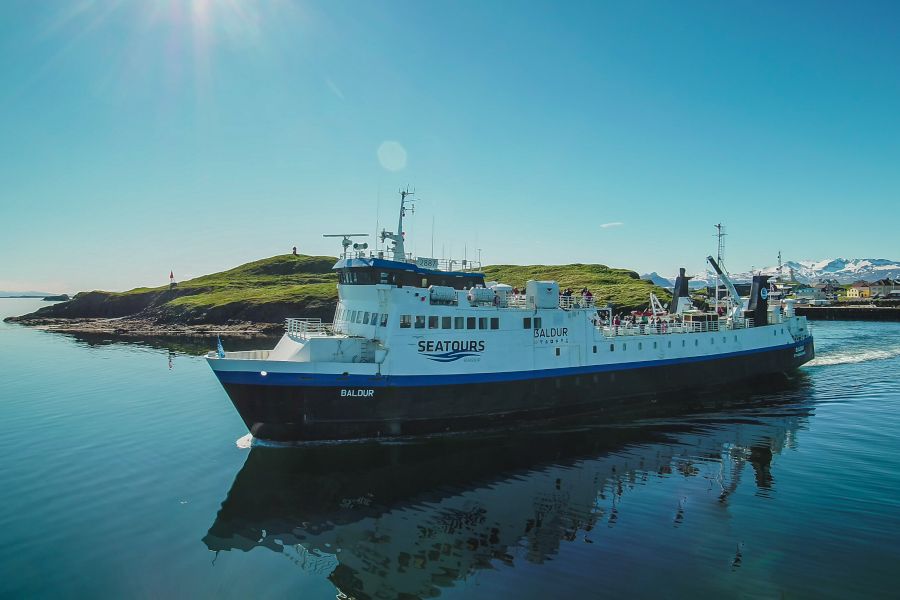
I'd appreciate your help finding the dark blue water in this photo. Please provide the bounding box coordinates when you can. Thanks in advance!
[1,298,898,598]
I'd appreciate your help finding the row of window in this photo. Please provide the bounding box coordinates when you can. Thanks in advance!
[338,267,483,290]
[337,307,389,327]
[603,335,743,353]
[338,308,519,331]
[400,315,501,330]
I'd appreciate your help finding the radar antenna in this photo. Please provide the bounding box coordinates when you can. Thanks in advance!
[323,233,369,259]
[380,186,416,262]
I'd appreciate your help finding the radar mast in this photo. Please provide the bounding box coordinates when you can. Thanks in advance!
[380,187,416,262]
[323,233,369,259]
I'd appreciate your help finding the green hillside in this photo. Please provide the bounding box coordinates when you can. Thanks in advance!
[481,263,668,310]
[8,255,670,326]
[10,255,340,325]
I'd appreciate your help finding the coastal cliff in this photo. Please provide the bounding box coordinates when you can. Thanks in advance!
[5,254,669,335]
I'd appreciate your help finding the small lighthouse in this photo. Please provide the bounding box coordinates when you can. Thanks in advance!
[169,270,176,289]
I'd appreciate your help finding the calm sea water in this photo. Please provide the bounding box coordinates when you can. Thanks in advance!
[1,298,898,599]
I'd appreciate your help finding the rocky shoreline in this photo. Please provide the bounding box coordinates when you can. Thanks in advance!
[9,316,283,337]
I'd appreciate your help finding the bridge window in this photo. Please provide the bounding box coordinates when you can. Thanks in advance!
[363,312,370,325]
[357,312,364,324]
[350,310,357,322]
[523,317,531,329]
[441,316,451,329]
[466,317,476,329]
[400,315,412,328]
[454,317,464,329]
[428,316,439,329]
[371,312,378,325]
[380,314,389,327]
[490,317,499,330]
[415,316,426,329]
[478,317,488,329]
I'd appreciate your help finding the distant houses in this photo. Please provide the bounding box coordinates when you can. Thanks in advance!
[869,278,900,298]
[794,285,824,303]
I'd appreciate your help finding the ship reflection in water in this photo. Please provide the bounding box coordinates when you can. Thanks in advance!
[205,378,814,599]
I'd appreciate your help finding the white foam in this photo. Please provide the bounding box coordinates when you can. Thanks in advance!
[807,347,900,367]
[235,433,254,449]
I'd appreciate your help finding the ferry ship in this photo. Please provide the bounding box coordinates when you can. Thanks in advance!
[207,190,814,442]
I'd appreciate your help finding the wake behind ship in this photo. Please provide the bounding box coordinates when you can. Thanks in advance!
[207,191,814,441]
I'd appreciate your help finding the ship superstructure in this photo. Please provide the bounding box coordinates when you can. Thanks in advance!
[207,191,814,441]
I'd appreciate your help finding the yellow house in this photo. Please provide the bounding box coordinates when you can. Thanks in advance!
[847,281,871,298]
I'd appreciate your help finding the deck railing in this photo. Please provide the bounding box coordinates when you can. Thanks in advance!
[504,295,596,310]
[559,295,595,310]
[285,318,334,336]
[599,316,758,338]
[353,252,483,272]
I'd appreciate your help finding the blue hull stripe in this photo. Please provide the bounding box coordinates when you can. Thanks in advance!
[211,337,812,388]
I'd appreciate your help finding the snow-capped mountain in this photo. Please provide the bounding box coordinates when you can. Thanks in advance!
[660,258,900,286]
[640,272,673,287]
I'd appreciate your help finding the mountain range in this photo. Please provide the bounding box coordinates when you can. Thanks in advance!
[643,258,900,287]
[0,290,57,298]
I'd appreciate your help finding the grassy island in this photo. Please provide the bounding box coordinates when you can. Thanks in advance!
[6,254,670,333]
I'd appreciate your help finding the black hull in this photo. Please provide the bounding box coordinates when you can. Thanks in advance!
[220,340,814,442]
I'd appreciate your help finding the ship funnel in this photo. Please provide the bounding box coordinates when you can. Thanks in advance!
[747,275,771,326]
[671,268,693,314]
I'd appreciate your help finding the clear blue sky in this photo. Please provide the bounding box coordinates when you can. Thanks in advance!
[2,0,899,292]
